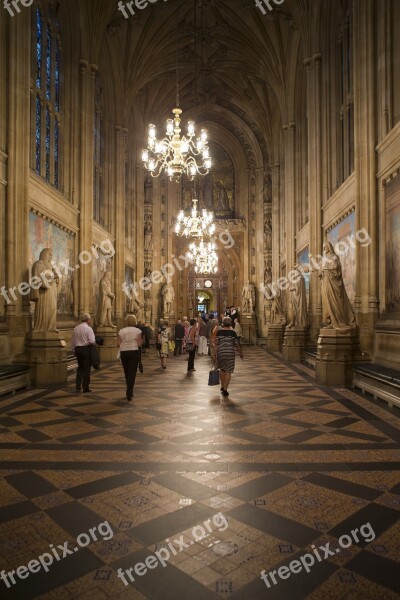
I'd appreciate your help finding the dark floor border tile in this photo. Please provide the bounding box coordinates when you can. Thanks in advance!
[229,504,318,548]
[303,472,382,501]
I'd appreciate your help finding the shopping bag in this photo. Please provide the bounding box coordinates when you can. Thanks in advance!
[208,369,220,386]
[168,340,175,352]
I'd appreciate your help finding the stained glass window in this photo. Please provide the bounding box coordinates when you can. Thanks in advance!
[55,41,60,111]
[45,107,51,181]
[54,120,59,188]
[31,8,62,191]
[46,26,51,101]
[35,96,41,174]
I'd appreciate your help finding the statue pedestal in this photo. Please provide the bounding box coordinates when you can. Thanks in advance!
[283,326,307,361]
[267,323,286,352]
[26,331,67,387]
[241,313,257,344]
[96,326,118,363]
[315,328,358,386]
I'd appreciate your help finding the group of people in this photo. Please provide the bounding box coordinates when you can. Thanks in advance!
[71,308,243,403]
[156,311,243,398]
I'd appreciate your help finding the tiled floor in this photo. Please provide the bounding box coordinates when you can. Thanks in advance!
[0,347,400,599]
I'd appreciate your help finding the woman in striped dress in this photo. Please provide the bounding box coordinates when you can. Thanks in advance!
[216,317,243,397]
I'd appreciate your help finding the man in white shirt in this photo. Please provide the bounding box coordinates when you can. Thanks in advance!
[72,313,96,392]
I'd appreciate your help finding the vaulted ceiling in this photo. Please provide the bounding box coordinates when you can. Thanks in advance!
[61,0,336,169]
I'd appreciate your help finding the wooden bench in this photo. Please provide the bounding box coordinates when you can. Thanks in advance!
[305,346,317,368]
[0,365,30,397]
[353,363,400,409]
[67,352,78,374]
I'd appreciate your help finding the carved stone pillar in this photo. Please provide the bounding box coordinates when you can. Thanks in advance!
[353,0,379,355]
[305,55,323,342]
[78,61,96,316]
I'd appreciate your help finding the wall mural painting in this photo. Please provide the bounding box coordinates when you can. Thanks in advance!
[297,247,310,306]
[29,212,75,315]
[182,141,235,219]
[327,212,356,305]
[92,249,112,316]
[385,176,400,311]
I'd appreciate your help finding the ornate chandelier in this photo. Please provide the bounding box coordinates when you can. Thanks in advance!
[175,197,215,238]
[142,110,212,182]
[187,238,218,274]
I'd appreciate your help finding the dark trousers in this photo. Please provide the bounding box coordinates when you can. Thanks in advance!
[187,348,196,370]
[120,350,140,398]
[75,346,92,391]
[174,339,183,355]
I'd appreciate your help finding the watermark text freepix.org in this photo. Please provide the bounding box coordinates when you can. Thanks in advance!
[261,227,372,300]
[0,239,115,306]
[122,229,234,300]
[3,0,33,18]
[117,512,228,585]
[1,521,113,589]
[261,521,375,589]
[118,0,168,20]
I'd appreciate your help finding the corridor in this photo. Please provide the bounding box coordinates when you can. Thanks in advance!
[0,348,399,599]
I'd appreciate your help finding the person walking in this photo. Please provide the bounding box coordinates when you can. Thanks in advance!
[216,316,243,399]
[197,317,208,355]
[209,318,220,367]
[117,314,143,401]
[72,313,96,393]
[157,320,170,369]
[182,316,190,352]
[186,318,197,372]
[174,319,185,355]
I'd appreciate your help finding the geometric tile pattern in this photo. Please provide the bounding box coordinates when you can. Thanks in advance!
[0,347,400,599]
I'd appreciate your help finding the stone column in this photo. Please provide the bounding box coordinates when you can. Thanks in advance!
[114,126,126,328]
[353,0,379,355]
[283,123,296,274]
[7,10,31,360]
[77,60,96,316]
[271,162,281,284]
[305,54,323,342]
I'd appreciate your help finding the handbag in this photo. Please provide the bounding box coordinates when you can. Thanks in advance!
[169,340,175,352]
[208,369,220,386]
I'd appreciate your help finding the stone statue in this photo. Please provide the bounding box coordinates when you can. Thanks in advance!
[129,295,143,320]
[97,271,116,328]
[264,218,272,250]
[241,281,255,313]
[144,174,153,204]
[30,248,60,332]
[162,282,174,316]
[318,242,356,330]
[264,265,272,285]
[144,223,153,252]
[214,180,230,211]
[271,289,286,324]
[263,297,271,325]
[287,265,309,328]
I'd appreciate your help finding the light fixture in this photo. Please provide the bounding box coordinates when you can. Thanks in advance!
[187,238,218,274]
[198,295,204,303]
[142,1,212,182]
[175,197,215,238]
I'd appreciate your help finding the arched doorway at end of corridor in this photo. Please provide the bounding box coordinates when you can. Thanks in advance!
[195,290,214,316]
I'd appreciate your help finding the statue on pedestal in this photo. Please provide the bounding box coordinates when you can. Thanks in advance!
[30,248,60,333]
[129,295,143,320]
[144,174,153,204]
[241,281,255,313]
[144,223,153,252]
[271,290,286,324]
[264,218,272,250]
[287,265,309,328]
[97,271,116,328]
[162,282,174,316]
[318,242,356,330]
